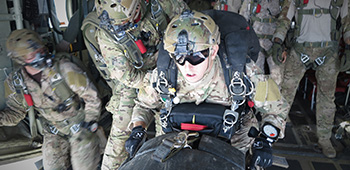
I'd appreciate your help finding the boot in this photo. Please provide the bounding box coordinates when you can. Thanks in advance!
[318,138,336,158]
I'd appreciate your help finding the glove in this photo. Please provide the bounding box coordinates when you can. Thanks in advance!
[125,126,147,157]
[250,138,273,169]
[340,47,350,72]
[268,38,284,65]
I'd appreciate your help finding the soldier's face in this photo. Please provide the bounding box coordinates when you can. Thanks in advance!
[176,45,218,83]
[24,47,48,74]
[24,47,45,63]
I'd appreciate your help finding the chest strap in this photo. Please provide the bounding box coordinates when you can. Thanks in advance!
[250,16,277,24]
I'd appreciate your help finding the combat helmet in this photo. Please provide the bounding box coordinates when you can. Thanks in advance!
[163,10,220,60]
[6,29,45,65]
[96,0,143,26]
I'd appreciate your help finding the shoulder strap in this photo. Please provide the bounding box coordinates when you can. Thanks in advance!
[149,0,168,32]
[97,10,144,68]
[203,10,259,92]
[82,12,116,88]
[12,70,39,138]
[155,42,177,101]
[51,55,76,102]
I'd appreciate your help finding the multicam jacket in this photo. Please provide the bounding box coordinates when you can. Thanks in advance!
[95,0,188,89]
[0,54,101,135]
[131,56,289,138]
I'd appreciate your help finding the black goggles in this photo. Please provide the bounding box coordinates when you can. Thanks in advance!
[171,49,210,66]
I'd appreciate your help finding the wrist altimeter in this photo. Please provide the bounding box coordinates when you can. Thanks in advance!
[261,123,280,143]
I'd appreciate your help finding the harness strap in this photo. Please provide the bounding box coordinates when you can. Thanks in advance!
[150,0,168,32]
[294,41,336,48]
[42,111,85,137]
[250,16,277,24]
[82,12,115,86]
[12,71,39,139]
[298,8,330,15]
[294,42,335,69]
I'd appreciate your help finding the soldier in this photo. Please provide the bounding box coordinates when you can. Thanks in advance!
[239,0,286,85]
[93,0,188,169]
[1,29,101,170]
[125,10,289,169]
[270,0,350,158]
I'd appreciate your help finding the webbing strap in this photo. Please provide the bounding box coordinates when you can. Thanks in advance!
[12,70,39,139]
[294,41,336,48]
[298,8,330,15]
[251,16,277,23]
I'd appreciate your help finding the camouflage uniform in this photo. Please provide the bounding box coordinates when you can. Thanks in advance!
[273,0,350,157]
[95,1,188,169]
[239,0,285,85]
[213,0,243,13]
[0,55,101,170]
[131,56,289,153]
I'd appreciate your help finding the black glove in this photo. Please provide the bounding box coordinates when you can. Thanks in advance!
[250,138,273,169]
[268,38,284,65]
[340,46,350,72]
[125,126,147,157]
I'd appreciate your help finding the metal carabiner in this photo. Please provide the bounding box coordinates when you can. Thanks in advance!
[229,72,247,96]
[222,109,239,133]
[70,123,81,134]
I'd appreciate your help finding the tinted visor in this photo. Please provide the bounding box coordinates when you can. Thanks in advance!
[171,49,210,66]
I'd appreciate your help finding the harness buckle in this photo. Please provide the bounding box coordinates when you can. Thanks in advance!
[315,56,326,66]
[49,125,59,135]
[300,53,310,64]
[113,31,126,42]
[70,123,81,134]
[13,74,23,87]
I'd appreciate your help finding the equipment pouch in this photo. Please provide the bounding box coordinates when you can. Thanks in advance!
[162,103,240,140]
